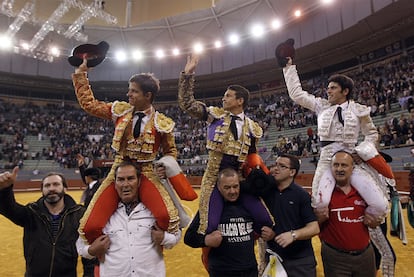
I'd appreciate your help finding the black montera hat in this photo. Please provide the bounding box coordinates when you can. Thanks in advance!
[68,41,109,67]
[275,38,295,67]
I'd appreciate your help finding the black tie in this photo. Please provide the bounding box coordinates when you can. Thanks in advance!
[133,112,145,138]
[336,106,344,126]
[230,115,239,140]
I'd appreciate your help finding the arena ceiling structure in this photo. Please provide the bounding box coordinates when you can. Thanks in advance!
[0,0,414,100]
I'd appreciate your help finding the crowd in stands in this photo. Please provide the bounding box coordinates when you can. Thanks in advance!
[0,101,114,169]
[1,52,414,173]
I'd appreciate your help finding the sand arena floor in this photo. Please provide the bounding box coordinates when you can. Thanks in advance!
[0,190,413,276]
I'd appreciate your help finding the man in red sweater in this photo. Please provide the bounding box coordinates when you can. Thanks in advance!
[315,151,382,277]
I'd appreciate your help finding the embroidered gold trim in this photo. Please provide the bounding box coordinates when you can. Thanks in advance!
[112,101,133,117]
[208,106,227,119]
[198,151,223,234]
[154,111,175,133]
[247,118,263,138]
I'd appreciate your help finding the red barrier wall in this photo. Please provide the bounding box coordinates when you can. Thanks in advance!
[13,172,410,192]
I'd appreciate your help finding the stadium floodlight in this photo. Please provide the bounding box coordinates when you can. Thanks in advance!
[155,49,165,59]
[228,33,239,45]
[132,50,143,61]
[271,19,282,30]
[193,43,204,54]
[49,46,60,57]
[250,23,265,38]
[172,48,180,56]
[0,35,12,50]
[115,50,127,62]
[214,40,222,48]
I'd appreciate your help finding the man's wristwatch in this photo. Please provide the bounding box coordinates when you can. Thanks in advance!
[291,230,297,241]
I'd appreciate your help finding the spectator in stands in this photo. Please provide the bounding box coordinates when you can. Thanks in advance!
[379,125,393,147]
[310,141,319,164]
[0,167,85,277]
[178,54,273,235]
[72,58,196,248]
[407,131,414,145]
[77,154,101,208]
[407,98,414,113]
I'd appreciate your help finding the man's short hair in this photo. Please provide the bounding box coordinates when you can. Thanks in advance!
[217,168,239,184]
[328,74,354,100]
[273,153,301,178]
[84,167,101,180]
[114,160,141,179]
[41,172,68,189]
[129,73,160,103]
[227,85,250,109]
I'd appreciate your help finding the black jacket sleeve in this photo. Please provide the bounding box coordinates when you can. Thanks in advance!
[0,185,30,227]
[184,212,207,248]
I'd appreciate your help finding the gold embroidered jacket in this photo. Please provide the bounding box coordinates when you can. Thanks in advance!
[72,72,177,161]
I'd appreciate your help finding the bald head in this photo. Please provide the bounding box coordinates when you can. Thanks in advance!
[331,151,354,186]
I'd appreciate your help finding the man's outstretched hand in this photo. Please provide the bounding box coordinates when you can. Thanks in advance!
[184,54,199,74]
[0,166,19,190]
[75,58,90,74]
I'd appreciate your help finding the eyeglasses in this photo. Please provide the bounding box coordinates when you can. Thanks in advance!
[273,163,292,170]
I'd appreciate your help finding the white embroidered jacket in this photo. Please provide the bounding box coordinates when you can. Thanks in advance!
[283,65,379,160]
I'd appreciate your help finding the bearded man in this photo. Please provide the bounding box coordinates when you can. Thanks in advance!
[0,167,85,277]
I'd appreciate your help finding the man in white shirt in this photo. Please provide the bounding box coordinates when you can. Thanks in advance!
[77,161,181,277]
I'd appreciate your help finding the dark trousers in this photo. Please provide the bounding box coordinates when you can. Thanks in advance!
[209,267,258,277]
[321,242,376,277]
[282,255,316,277]
[82,257,97,277]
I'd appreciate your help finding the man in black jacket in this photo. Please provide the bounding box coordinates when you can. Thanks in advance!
[0,166,85,277]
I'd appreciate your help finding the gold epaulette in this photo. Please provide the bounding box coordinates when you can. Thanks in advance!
[247,118,263,138]
[112,101,133,117]
[154,112,175,133]
[208,106,227,119]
